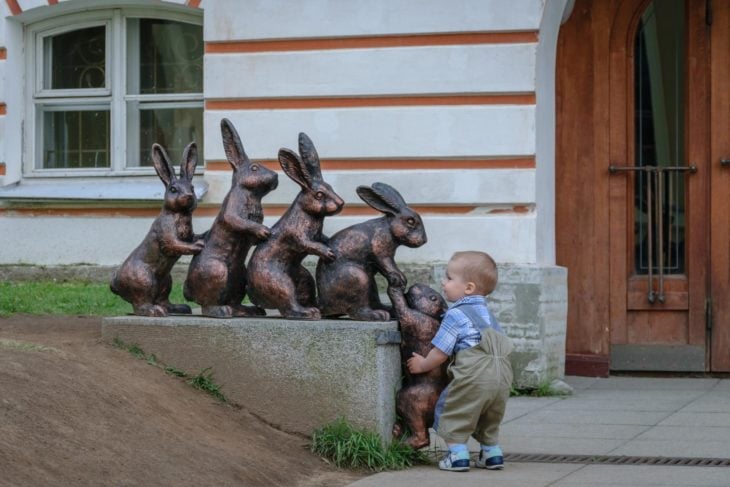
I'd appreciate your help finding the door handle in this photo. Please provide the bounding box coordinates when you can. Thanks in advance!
[721,159,730,166]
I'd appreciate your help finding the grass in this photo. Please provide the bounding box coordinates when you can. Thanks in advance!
[511,380,566,397]
[112,336,227,402]
[0,280,195,317]
[0,338,61,354]
[311,418,428,471]
[187,367,227,402]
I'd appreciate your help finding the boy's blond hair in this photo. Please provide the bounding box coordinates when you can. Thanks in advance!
[450,251,498,296]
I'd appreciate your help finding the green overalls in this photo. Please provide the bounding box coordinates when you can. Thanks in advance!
[436,308,514,445]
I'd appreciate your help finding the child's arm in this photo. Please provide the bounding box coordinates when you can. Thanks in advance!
[407,347,448,374]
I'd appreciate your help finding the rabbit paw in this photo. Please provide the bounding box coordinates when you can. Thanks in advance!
[321,248,336,263]
[351,308,391,321]
[192,240,205,253]
[284,306,321,320]
[201,305,234,318]
[135,304,168,317]
[387,271,406,288]
[254,226,271,241]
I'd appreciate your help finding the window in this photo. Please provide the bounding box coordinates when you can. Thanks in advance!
[25,8,203,176]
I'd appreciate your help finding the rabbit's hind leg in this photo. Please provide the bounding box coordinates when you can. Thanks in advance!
[231,303,267,317]
[349,307,391,321]
[201,305,235,318]
[133,303,168,317]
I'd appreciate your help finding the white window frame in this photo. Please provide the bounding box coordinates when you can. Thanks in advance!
[23,8,203,178]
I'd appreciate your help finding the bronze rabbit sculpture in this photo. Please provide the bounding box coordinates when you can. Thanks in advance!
[388,283,448,449]
[246,133,345,319]
[316,182,427,320]
[183,119,278,318]
[110,142,204,316]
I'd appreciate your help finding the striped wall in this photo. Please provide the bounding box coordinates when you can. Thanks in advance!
[0,0,567,267]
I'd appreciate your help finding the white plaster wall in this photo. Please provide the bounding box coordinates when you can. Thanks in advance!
[0,214,535,265]
[205,44,537,98]
[204,169,534,206]
[204,0,544,41]
[204,106,535,160]
[534,0,571,265]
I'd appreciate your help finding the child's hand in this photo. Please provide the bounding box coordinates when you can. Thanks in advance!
[407,352,427,374]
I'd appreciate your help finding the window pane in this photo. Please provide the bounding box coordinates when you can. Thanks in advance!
[136,106,203,166]
[44,26,106,90]
[42,109,110,168]
[138,19,203,94]
[633,0,686,275]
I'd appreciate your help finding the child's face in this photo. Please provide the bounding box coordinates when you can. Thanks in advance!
[441,259,470,302]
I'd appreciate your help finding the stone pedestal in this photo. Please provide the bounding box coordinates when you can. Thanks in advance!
[101,316,402,442]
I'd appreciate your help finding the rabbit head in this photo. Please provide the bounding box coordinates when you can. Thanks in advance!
[405,283,447,319]
[278,132,344,217]
[221,118,279,197]
[356,182,427,248]
[152,142,199,213]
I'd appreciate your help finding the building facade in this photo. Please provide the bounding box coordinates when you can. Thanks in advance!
[4,0,720,379]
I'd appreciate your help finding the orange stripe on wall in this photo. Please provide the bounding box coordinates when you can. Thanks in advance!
[205,157,535,172]
[206,31,539,54]
[206,93,535,110]
[48,0,58,5]
[0,163,6,176]
[5,0,21,15]
[0,48,6,60]
[187,0,202,7]
[0,204,478,218]
[0,104,6,115]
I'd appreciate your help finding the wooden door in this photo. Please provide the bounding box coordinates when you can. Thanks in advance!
[607,0,709,371]
[556,0,730,374]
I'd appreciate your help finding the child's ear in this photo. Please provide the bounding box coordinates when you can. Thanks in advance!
[464,281,477,295]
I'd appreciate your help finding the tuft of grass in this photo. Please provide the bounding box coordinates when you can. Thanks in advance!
[311,418,427,471]
[0,338,60,354]
[0,280,195,317]
[187,367,226,402]
[165,366,188,378]
[511,380,567,397]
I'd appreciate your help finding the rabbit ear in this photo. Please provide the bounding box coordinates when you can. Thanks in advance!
[298,132,322,182]
[180,142,198,181]
[356,182,406,215]
[152,143,175,186]
[279,148,313,189]
[221,118,249,170]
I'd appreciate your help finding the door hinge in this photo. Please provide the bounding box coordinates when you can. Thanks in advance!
[706,0,713,26]
[706,298,713,331]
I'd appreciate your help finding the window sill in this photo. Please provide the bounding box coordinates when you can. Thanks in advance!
[0,179,208,203]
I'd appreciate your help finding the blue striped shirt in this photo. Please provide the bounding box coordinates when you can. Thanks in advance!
[431,295,503,356]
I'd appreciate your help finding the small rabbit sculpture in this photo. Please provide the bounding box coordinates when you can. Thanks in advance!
[316,182,427,320]
[183,119,279,318]
[246,132,344,319]
[388,283,448,449]
[110,142,204,316]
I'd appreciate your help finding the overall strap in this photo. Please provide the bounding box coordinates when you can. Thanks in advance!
[453,302,499,333]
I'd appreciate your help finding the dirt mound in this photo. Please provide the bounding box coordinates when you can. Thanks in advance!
[0,315,365,487]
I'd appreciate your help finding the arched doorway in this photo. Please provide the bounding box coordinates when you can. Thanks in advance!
[556,0,730,375]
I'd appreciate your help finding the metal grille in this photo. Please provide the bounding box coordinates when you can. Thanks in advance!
[504,453,730,467]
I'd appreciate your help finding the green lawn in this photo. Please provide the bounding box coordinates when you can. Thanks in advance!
[0,281,193,317]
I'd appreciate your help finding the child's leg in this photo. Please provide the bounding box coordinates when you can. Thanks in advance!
[474,387,509,470]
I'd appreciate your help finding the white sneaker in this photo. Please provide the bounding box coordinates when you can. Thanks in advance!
[438,452,470,472]
[475,446,504,470]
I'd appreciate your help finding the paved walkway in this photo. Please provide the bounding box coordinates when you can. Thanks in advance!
[350,376,730,486]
